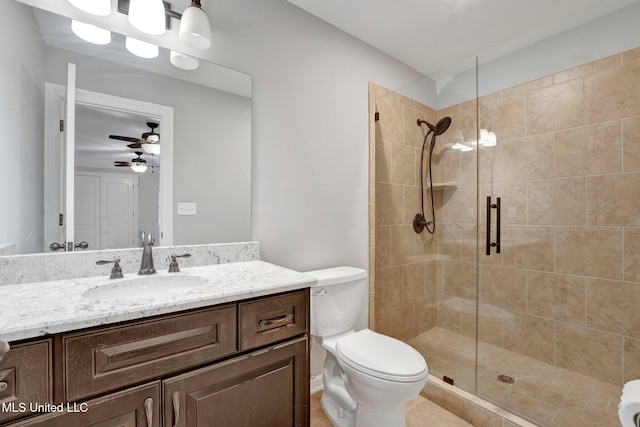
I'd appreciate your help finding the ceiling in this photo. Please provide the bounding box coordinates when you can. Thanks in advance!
[75,105,160,171]
[286,0,639,77]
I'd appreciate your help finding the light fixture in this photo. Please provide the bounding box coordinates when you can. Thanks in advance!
[469,129,498,147]
[485,132,497,147]
[130,155,148,173]
[170,50,199,70]
[71,20,111,45]
[452,143,473,152]
[128,0,166,35]
[142,143,160,155]
[125,36,159,59]
[179,0,212,50]
[68,0,111,16]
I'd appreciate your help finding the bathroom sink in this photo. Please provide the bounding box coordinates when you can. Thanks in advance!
[83,275,207,301]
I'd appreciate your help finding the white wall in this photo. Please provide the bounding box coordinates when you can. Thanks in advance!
[209,0,424,275]
[0,2,45,254]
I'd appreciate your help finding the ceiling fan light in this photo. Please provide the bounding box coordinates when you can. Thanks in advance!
[131,163,148,173]
[125,36,159,59]
[170,50,199,70]
[179,2,211,50]
[68,0,111,16]
[71,20,111,45]
[142,143,161,155]
[128,0,166,36]
[146,133,160,143]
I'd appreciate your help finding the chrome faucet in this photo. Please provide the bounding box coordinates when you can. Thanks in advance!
[138,233,156,275]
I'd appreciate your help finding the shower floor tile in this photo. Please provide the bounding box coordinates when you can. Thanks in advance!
[408,327,622,427]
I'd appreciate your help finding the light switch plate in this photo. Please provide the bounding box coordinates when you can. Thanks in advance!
[177,202,197,216]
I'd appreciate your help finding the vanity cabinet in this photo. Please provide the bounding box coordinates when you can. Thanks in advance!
[3,288,309,427]
[0,340,52,425]
[8,382,161,427]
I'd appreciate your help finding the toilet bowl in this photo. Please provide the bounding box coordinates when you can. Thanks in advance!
[306,267,429,427]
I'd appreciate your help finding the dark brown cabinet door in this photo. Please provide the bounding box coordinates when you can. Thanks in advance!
[0,340,52,425]
[7,382,160,427]
[163,336,309,427]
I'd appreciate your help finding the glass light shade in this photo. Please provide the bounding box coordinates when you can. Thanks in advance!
[125,37,159,59]
[128,0,166,35]
[170,50,199,70]
[479,128,489,145]
[142,143,160,155]
[71,20,111,45]
[146,134,160,143]
[68,0,111,16]
[131,162,148,173]
[452,143,473,152]
[179,5,212,50]
[485,132,497,147]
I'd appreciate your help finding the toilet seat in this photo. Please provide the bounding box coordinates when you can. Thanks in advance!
[335,329,428,383]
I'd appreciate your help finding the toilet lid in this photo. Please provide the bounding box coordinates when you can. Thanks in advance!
[336,329,428,382]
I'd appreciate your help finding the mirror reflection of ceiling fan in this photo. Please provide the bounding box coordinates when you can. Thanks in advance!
[109,122,160,155]
[114,151,150,173]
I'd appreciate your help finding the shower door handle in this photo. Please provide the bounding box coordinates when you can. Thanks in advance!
[486,197,501,255]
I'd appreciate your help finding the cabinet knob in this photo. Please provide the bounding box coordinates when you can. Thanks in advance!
[0,340,9,367]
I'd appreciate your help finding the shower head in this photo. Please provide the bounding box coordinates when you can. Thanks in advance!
[417,117,452,136]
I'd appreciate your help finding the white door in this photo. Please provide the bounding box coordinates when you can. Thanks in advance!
[101,175,137,249]
[64,63,76,250]
[43,63,76,251]
[74,174,100,250]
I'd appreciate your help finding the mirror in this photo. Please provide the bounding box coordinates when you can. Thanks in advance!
[0,0,252,255]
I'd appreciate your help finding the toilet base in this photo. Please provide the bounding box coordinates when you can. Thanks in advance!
[354,402,405,427]
[321,392,355,427]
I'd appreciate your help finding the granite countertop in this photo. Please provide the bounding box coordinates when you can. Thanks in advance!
[0,260,315,342]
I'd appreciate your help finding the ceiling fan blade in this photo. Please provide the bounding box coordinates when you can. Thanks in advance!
[127,143,142,149]
[114,161,132,166]
[109,135,144,143]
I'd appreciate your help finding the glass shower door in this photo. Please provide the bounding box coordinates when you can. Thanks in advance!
[475,13,640,422]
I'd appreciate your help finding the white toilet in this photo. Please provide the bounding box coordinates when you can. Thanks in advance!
[306,266,429,427]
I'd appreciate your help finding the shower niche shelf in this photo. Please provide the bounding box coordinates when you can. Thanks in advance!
[431,181,457,190]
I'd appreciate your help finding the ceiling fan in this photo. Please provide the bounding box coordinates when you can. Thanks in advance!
[109,122,160,154]
[114,151,148,173]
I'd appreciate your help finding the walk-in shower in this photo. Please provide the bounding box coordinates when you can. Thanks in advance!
[413,117,451,234]
[370,4,640,425]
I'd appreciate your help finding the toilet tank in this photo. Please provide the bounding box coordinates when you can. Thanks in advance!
[304,266,368,338]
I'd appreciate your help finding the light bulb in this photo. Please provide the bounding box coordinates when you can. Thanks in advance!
[131,162,148,173]
[142,143,160,155]
[179,3,211,50]
[170,50,199,70]
[68,0,111,16]
[128,0,166,36]
[71,20,111,45]
[125,37,159,59]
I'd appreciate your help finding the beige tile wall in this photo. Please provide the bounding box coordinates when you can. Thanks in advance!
[369,82,440,340]
[369,46,640,390]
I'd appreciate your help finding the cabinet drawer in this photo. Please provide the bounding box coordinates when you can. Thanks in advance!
[7,381,160,427]
[238,289,309,351]
[0,340,52,425]
[63,305,236,401]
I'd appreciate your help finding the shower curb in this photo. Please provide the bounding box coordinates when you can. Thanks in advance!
[422,375,539,427]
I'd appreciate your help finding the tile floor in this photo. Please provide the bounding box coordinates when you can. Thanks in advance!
[310,391,473,427]
[408,327,622,427]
